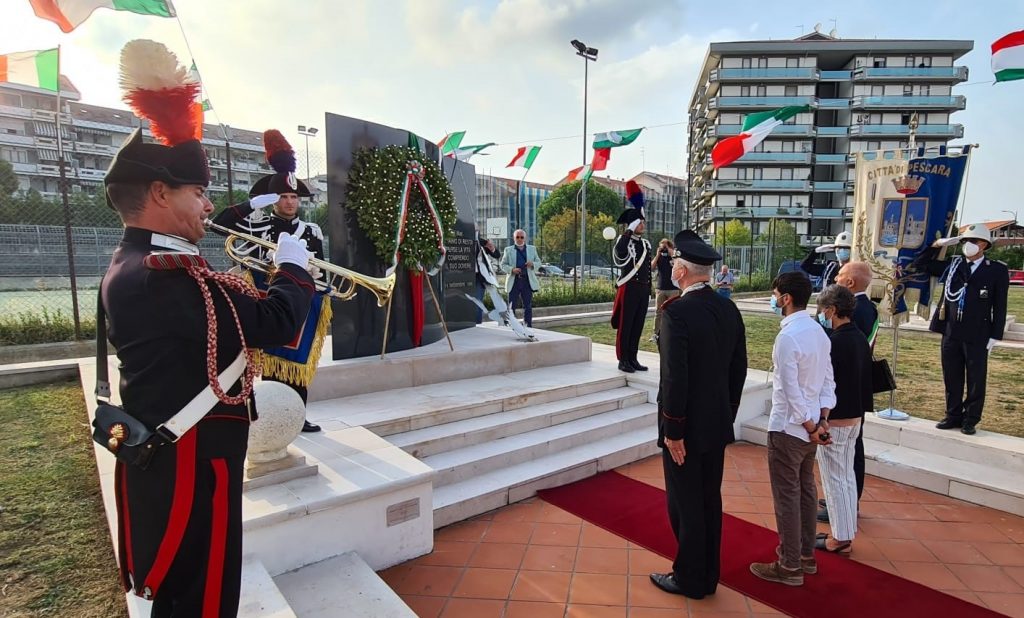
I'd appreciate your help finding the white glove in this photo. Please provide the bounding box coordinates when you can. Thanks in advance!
[932,236,960,248]
[987,338,998,353]
[250,193,280,210]
[628,219,642,232]
[273,233,310,271]
[815,244,835,254]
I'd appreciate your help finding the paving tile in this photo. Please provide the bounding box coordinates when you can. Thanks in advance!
[992,520,1024,544]
[720,481,750,497]
[892,561,966,590]
[576,547,629,575]
[395,565,464,597]
[491,499,547,523]
[684,586,750,614]
[973,592,1024,618]
[510,570,572,603]
[416,541,478,567]
[400,594,446,618]
[581,523,629,548]
[505,600,569,618]
[745,482,774,498]
[847,536,886,562]
[1005,566,1024,588]
[905,521,1012,543]
[856,517,921,540]
[532,522,584,546]
[521,544,578,571]
[435,520,490,543]
[450,567,517,599]
[875,538,938,563]
[946,564,1024,593]
[468,542,527,570]
[378,562,414,588]
[439,597,506,618]
[628,549,670,576]
[857,559,898,575]
[973,541,1024,567]
[938,589,984,606]
[566,604,628,618]
[628,608,690,618]
[538,502,585,524]
[879,501,939,521]
[483,521,536,544]
[626,575,688,610]
[919,540,992,565]
[746,598,785,615]
[570,573,630,606]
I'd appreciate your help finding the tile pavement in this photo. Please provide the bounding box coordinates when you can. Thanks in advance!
[380,442,1024,617]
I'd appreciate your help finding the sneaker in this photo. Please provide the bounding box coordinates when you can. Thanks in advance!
[750,561,803,586]
[776,545,817,575]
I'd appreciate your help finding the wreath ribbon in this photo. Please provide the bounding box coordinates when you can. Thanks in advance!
[389,161,447,276]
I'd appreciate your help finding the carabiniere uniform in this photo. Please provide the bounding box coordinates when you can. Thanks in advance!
[610,181,652,372]
[99,43,315,616]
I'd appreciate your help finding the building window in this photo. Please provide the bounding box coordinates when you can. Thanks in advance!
[905,56,915,67]
[740,85,750,96]
[918,56,932,68]
[741,57,752,69]
[872,58,886,68]
[784,85,797,97]
[917,84,930,96]
[757,57,768,68]
[903,85,914,96]
[871,85,884,96]
[756,85,766,96]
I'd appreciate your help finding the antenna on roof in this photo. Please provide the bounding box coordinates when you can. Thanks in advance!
[795,24,804,36]
[829,29,838,38]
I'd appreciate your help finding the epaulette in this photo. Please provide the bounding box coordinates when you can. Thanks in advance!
[144,251,210,271]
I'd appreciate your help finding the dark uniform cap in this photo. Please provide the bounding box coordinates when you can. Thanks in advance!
[673,229,721,266]
[104,129,211,190]
[617,207,645,225]
[250,129,312,198]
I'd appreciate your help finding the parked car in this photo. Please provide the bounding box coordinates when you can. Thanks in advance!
[777,259,823,292]
[1010,270,1024,286]
[568,266,615,281]
[537,264,566,278]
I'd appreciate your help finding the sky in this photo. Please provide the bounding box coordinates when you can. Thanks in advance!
[0,0,1021,223]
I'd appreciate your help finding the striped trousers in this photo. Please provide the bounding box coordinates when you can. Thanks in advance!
[816,423,861,541]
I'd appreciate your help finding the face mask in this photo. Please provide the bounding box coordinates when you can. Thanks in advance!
[671,277,682,290]
[962,241,981,258]
[818,312,833,329]
[770,295,784,316]
[836,248,851,262]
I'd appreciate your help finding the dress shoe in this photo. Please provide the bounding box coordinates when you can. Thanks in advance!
[631,360,649,371]
[618,361,635,373]
[936,417,962,430]
[302,420,322,433]
[961,423,977,435]
[649,573,704,599]
[817,506,829,523]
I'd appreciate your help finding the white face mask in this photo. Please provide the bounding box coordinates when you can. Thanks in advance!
[962,241,981,258]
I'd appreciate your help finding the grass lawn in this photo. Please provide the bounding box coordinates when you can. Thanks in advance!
[0,381,126,617]
[551,309,1024,439]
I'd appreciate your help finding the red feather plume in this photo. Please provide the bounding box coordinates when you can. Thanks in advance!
[122,83,201,146]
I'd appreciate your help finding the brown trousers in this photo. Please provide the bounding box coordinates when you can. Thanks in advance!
[654,289,681,336]
[767,431,819,570]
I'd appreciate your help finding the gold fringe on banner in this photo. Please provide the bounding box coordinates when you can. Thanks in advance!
[261,297,333,387]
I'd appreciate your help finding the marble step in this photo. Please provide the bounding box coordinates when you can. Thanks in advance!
[388,386,651,458]
[305,362,628,436]
[740,414,1024,517]
[423,403,657,488]
[274,552,416,618]
[432,423,660,528]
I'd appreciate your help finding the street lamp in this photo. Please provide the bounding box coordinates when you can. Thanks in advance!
[602,226,616,272]
[297,125,319,189]
[571,39,598,286]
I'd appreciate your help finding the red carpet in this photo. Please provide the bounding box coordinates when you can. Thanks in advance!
[538,471,1004,618]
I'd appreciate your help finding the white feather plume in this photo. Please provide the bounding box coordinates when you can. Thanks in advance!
[118,39,195,94]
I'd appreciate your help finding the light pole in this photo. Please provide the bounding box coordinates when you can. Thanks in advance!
[297,125,319,190]
[603,226,616,271]
[571,39,598,285]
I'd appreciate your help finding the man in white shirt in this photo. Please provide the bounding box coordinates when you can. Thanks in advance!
[751,272,836,587]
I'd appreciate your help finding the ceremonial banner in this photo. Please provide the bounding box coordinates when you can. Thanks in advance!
[852,148,969,318]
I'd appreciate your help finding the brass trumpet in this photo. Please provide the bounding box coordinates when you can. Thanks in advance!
[203,220,396,307]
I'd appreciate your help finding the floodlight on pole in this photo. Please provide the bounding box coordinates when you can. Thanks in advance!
[571,38,598,290]
[297,125,319,189]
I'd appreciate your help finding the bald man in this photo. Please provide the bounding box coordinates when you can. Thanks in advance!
[836,262,879,347]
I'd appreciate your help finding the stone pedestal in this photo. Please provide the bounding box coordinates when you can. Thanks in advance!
[245,381,319,490]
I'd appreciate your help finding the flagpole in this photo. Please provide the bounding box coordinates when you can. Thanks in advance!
[954,145,978,230]
[519,166,532,238]
[54,45,82,340]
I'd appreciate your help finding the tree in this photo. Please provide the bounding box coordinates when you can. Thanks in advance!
[211,189,250,211]
[756,219,805,272]
[539,210,615,266]
[0,160,17,197]
[713,219,752,248]
[536,180,624,229]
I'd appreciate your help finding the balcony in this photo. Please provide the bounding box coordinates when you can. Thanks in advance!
[813,181,850,192]
[851,95,966,110]
[74,141,118,156]
[820,71,851,81]
[816,126,849,137]
[76,168,107,181]
[711,179,811,192]
[852,66,969,82]
[815,154,850,164]
[708,207,846,219]
[817,99,849,109]
[10,162,36,173]
[849,123,964,138]
[711,67,818,81]
[710,96,816,109]
[714,124,815,137]
[708,152,812,165]
[0,132,34,147]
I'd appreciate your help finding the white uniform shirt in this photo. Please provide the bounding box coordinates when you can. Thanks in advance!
[769,311,837,441]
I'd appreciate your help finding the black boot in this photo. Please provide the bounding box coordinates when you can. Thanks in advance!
[618,361,635,373]
[935,417,962,430]
[630,360,649,371]
[302,420,322,433]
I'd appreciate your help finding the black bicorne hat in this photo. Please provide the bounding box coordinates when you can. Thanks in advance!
[617,207,645,225]
[250,129,312,198]
[105,129,211,190]
[673,229,721,266]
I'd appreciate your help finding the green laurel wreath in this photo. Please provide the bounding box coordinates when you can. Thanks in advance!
[346,145,457,271]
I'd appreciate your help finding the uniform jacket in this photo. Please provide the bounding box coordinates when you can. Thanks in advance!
[500,243,541,293]
[213,201,325,263]
[657,286,748,450]
[801,250,840,287]
[101,227,314,458]
[915,248,1009,343]
[614,231,652,287]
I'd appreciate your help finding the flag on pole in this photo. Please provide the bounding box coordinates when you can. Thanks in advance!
[591,147,611,171]
[30,0,176,33]
[0,48,59,91]
[438,131,466,155]
[992,30,1024,83]
[593,128,642,149]
[567,165,593,182]
[711,105,810,168]
[201,98,212,111]
[506,145,542,169]
[449,143,494,161]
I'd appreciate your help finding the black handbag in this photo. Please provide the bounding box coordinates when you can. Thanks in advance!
[871,358,897,394]
[91,290,162,470]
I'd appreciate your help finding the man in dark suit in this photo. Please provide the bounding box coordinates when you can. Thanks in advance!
[913,223,1009,435]
[649,230,748,600]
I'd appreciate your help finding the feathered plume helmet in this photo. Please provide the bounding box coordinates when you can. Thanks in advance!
[104,40,210,207]
[250,130,312,197]
[617,180,646,225]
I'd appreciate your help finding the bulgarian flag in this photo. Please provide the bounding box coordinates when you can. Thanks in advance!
[567,165,592,182]
[0,48,59,91]
[438,131,466,155]
[506,145,541,169]
[593,128,642,149]
[711,105,809,168]
[992,30,1024,83]
[30,0,176,33]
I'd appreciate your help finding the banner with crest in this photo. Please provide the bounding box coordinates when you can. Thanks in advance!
[852,146,971,319]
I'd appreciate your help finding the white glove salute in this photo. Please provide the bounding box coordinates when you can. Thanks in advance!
[273,233,311,271]
[987,338,998,353]
[815,244,835,254]
[932,236,960,248]
[250,193,280,210]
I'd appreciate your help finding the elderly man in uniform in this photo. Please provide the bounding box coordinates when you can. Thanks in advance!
[913,223,1009,435]
[213,130,327,432]
[802,230,853,288]
[649,230,747,600]
[99,40,314,617]
[611,181,653,373]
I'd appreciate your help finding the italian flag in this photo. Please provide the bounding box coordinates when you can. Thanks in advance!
[438,131,466,155]
[711,105,809,168]
[450,143,494,161]
[593,128,642,149]
[506,145,541,169]
[0,49,59,91]
[30,0,176,33]
[567,165,593,182]
[992,30,1024,83]
[591,147,610,171]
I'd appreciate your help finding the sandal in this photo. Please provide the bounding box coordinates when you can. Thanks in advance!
[814,536,852,554]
